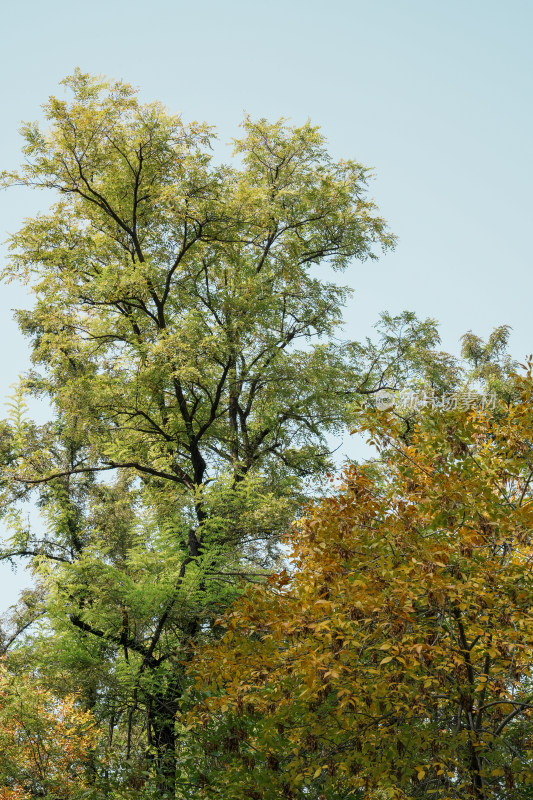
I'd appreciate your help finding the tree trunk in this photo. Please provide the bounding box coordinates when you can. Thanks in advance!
[148,688,180,797]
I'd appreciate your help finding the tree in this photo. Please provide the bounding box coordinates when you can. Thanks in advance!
[0,663,97,799]
[190,368,533,799]
[0,70,395,795]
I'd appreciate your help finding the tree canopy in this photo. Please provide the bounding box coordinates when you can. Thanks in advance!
[0,663,97,799]
[190,368,533,800]
[0,70,396,795]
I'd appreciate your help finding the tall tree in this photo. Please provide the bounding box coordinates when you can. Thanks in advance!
[0,71,394,794]
[190,368,533,799]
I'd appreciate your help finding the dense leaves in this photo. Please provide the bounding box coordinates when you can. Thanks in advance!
[0,664,97,799]
[190,369,533,799]
[0,71,395,795]
[0,72,523,798]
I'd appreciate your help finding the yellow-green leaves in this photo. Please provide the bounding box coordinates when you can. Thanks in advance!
[0,73,396,795]
[2,72,394,506]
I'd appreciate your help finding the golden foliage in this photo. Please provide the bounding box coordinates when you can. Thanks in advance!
[0,665,97,799]
[190,369,533,799]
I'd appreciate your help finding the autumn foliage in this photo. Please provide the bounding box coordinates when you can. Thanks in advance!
[190,370,533,799]
[0,666,97,799]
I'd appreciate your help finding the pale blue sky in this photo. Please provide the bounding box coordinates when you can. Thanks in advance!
[1,0,532,608]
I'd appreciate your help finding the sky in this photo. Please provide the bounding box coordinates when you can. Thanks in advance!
[0,0,532,609]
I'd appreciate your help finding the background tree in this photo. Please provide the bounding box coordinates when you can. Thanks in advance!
[0,663,97,799]
[190,368,533,800]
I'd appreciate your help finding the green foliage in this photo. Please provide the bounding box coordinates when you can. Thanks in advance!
[0,71,394,796]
